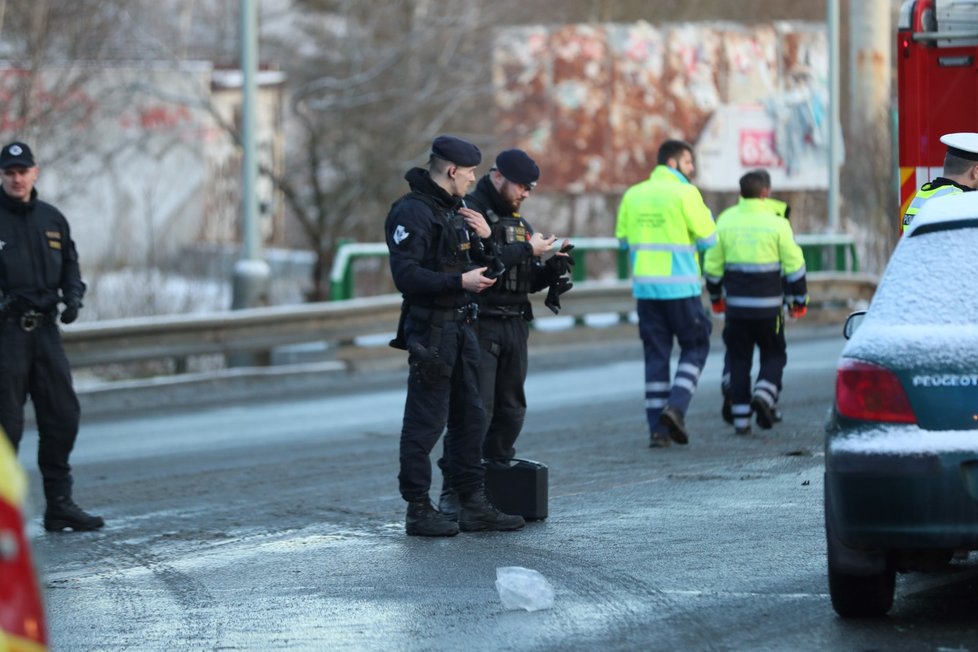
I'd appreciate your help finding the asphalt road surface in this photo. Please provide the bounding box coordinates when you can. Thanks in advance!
[18,328,978,651]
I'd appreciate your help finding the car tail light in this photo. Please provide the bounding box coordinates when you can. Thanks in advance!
[835,358,916,423]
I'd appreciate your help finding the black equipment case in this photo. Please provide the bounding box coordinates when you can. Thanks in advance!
[484,458,548,520]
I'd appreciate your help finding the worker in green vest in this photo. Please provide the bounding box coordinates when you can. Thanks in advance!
[902,132,978,235]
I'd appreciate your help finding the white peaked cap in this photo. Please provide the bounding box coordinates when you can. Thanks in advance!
[940,132,978,160]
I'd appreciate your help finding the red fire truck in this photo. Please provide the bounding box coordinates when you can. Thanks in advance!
[898,0,978,227]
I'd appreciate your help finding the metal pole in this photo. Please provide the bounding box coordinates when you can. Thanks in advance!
[827,0,841,233]
[232,0,269,312]
[850,0,890,127]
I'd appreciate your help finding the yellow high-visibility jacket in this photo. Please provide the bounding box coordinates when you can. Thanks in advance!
[901,179,969,235]
[703,197,807,319]
[615,165,716,300]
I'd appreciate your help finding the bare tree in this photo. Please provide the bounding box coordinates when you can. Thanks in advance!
[0,1,128,169]
[263,0,499,300]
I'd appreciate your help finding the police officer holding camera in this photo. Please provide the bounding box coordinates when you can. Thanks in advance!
[386,135,525,537]
[436,149,572,516]
[0,141,104,532]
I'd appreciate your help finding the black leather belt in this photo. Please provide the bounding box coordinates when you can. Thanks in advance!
[409,303,479,324]
[1,309,52,332]
[481,305,526,319]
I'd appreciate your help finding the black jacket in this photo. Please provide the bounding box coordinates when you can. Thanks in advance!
[465,175,556,311]
[385,167,473,308]
[0,187,84,311]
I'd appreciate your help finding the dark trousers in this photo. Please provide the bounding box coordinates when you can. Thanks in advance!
[637,297,712,435]
[723,316,786,430]
[477,316,529,460]
[399,316,485,502]
[721,315,786,398]
[0,320,80,499]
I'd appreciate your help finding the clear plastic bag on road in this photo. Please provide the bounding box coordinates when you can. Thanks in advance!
[495,566,555,612]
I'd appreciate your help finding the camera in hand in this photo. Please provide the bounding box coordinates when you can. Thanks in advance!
[468,229,506,279]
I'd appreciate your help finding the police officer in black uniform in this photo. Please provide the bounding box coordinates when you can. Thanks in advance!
[438,149,573,517]
[0,141,104,532]
[386,135,525,537]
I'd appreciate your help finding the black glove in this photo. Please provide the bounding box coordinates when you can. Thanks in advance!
[544,276,573,314]
[545,244,575,278]
[485,256,506,279]
[60,301,81,324]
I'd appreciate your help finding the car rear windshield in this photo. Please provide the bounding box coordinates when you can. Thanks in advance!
[869,226,978,324]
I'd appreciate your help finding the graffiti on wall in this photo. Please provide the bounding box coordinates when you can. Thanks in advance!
[493,21,829,192]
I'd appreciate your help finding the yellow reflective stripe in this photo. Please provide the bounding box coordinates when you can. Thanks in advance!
[0,630,48,652]
[910,184,963,212]
[0,433,26,508]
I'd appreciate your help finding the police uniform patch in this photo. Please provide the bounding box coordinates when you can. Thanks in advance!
[48,240,61,250]
[506,225,530,243]
[45,231,61,239]
[393,224,410,245]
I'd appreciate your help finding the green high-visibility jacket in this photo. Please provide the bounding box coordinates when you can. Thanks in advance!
[703,197,807,319]
[615,165,716,300]
[901,178,969,235]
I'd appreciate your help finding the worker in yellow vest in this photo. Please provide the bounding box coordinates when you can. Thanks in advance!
[615,139,717,448]
[704,169,808,435]
[901,132,978,235]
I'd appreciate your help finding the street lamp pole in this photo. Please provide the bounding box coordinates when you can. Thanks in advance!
[827,0,841,233]
[231,0,269,311]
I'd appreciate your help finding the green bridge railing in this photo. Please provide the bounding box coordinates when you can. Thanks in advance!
[330,234,858,301]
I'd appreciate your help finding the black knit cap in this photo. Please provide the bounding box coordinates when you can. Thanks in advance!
[0,142,35,169]
[431,135,481,167]
[495,148,540,186]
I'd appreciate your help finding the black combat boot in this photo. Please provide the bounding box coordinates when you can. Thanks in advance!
[405,499,459,537]
[438,485,461,522]
[458,485,525,532]
[44,496,105,532]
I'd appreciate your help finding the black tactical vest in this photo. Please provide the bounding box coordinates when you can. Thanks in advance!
[398,191,474,307]
[488,210,532,294]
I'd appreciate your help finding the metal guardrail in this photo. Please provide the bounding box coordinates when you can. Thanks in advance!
[795,233,859,274]
[329,237,628,301]
[329,235,858,300]
[63,273,877,375]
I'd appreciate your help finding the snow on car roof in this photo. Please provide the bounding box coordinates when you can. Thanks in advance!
[853,220,978,328]
[905,190,978,236]
[830,427,978,455]
[841,190,978,370]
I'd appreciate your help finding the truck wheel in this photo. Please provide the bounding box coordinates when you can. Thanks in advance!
[827,555,895,618]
